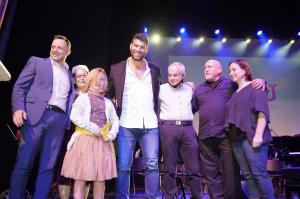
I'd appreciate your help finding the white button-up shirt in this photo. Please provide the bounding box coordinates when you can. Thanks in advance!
[48,58,70,112]
[159,83,194,121]
[120,59,158,128]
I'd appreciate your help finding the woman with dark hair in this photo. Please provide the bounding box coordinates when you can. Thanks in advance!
[226,59,274,199]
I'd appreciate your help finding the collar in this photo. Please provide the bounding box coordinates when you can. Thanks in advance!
[204,75,225,87]
[126,57,149,70]
[50,57,69,70]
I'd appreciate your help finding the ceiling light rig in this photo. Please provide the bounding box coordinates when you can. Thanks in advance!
[142,26,299,44]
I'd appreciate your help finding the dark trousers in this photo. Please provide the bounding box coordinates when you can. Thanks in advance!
[199,137,242,199]
[160,124,202,199]
[10,109,67,199]
[55,124,74,185]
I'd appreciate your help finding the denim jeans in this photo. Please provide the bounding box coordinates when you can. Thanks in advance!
[116,126,159,199]
[232,140,274,199]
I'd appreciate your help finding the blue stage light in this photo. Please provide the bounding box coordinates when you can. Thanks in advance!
[180,27,186,34]
[257,30,263,36]
[214,29,220,35]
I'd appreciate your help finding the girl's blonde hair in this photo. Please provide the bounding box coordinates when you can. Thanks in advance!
[85,68,108,93]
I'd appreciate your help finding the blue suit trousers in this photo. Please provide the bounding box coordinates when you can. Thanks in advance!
[10,109,67,199]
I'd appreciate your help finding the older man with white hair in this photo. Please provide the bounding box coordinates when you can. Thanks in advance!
[159,62,202,199]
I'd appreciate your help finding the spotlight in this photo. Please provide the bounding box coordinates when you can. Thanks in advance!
[246,38,251,43]
[198,37,205,42]
[179,27,186,34]
[290,39,295,44]
[221,38,227,43]
[144,27,148,33]
[214,29,220,35]
[257,30,263,36]
[151,34,161,44]
[298,32,300,36]
[268,39,272,44]
[176,37,182,42]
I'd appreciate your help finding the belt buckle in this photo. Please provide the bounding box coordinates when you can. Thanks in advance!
[175,121,181,125]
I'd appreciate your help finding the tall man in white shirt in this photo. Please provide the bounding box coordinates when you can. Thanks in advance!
[10,35,74,199]
[159,62,202,199]
[108,33,162,199]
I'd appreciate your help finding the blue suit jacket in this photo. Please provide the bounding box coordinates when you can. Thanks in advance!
[12,56,75,126]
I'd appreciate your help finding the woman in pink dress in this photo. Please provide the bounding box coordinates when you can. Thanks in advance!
[61,68,119,199]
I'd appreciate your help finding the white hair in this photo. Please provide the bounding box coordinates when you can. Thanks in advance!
[71,65,89,76]
[168,62,186,75]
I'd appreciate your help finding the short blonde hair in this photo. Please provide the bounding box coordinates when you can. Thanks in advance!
[86,68,108,92]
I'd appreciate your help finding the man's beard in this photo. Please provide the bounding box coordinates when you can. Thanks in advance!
[131,51,145,61]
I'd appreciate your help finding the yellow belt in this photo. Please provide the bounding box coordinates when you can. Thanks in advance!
[73,122,115,154]
[75,121,113,139]
[75,126,93,136]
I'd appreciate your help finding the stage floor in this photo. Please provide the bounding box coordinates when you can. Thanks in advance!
[49,186,295,199]
[1,180,297,198]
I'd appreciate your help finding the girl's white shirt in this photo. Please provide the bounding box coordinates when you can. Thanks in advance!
[67,93,119,150]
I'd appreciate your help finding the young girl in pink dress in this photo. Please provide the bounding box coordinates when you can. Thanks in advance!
[61,68,119,199]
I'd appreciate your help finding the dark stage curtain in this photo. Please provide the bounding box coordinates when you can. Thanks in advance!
[0,0,18,60]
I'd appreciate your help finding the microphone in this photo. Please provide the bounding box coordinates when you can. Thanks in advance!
[6,124,19,140]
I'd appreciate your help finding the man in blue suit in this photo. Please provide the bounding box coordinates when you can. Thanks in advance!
[10,35,74,199]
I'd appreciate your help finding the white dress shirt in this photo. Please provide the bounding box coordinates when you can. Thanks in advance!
[48,58,70,112]
[159,83,194,121]
[120,58,158,128]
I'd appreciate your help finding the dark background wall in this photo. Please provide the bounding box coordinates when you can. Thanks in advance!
[0,0,116,191]
[0,0,299,191]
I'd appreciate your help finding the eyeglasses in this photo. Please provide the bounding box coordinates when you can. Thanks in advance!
[75,74,87,79]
